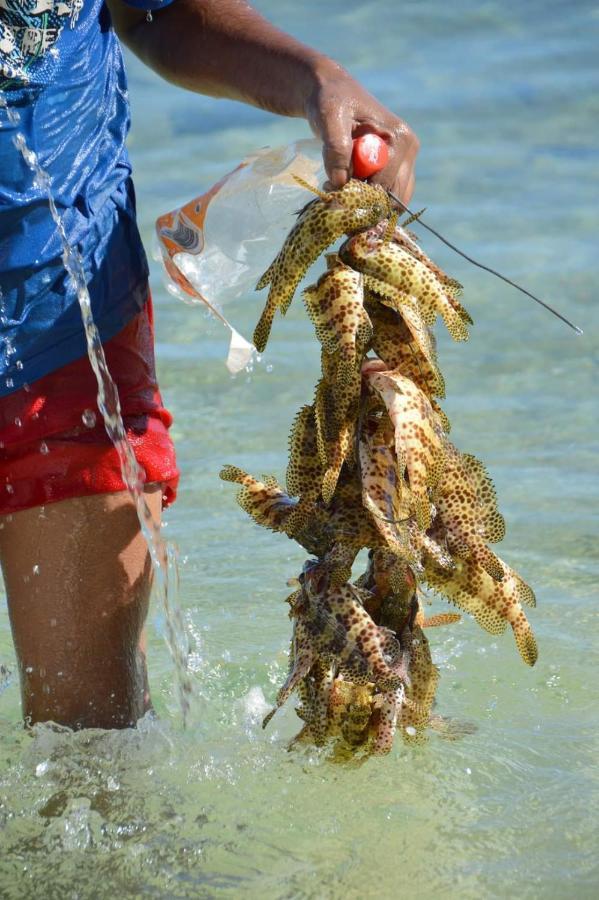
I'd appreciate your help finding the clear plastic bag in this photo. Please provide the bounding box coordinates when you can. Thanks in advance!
[155,138,324,372]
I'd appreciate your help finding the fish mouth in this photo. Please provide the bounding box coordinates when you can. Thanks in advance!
[302,559,331,596]
[341,222,389,254]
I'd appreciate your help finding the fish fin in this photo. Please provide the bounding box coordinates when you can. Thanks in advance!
[219,465,249,485]
[400,207,426,228]
[421,613,461,628]
[292,174,331,201]
[262,641,316,728]
[363,274,402,303]
[256,258,277,291]
[431,399,451,434]
[473,543,505,582]
[382,212,399,244]
[462,454,506,543]
[424,563,509,636]
[515,576,536,608]
[453,298,473,323]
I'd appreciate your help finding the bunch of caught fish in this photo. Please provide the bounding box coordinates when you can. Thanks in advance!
[220,177,537,756]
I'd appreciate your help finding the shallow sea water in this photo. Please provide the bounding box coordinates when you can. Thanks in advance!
[1,1,598,897]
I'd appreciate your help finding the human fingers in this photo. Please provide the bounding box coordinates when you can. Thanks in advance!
[315,101,355,189]
[369,123,419,198]
[305,64,419,192]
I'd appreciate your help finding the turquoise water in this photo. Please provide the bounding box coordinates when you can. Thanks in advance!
[1,1,598,896]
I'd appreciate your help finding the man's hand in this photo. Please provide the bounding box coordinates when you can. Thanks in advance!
[109,0,419,202]
[305,59,419,204]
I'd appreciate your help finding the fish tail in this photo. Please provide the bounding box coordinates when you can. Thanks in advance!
[511,614,538,666]
[253,301,276,352]
[262,707,278,729]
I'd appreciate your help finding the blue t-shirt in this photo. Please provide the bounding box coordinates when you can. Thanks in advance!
[0,0,174,396]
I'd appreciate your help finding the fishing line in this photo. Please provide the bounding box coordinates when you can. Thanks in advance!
[387,191,583,336]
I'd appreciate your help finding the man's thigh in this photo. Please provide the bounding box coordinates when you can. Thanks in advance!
[0,486,161,728]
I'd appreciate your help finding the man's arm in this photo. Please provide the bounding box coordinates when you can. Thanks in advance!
[106,0,419,201]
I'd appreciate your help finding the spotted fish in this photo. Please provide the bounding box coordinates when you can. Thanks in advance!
[393,225,471,324]
[340,226,471,341]
[397,624,440,744]
[294,658,336,745]
[364,363,447,529]
[424,553,537,665]
[358,424,415,559]
[371,684,406,755]
[219,465,296,532]
[303,260,372,379]
[365,299,445,399]
[254,178,393,352]
[432,441,506,580]
[314,375,357,503]
[262,574,409,730]
[285,405,325,529]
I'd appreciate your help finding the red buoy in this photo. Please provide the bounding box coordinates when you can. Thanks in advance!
[351,134,389,179]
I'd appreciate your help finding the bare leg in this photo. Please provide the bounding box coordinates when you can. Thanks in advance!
[0,487,162,729]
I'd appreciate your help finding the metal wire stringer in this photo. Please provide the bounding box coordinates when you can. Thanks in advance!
[386,190,583,336]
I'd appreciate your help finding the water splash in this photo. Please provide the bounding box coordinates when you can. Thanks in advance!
[0,91,192,723]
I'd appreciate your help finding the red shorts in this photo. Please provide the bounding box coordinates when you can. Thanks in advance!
[0,296,179,516]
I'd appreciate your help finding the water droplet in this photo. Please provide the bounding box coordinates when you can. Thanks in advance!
[13,417,22,427]
[35,761,49,777]
[5,377,13,389]
[5,483,14,494]
[81,408,96,428]
[39,441,49,455]
[465,767,472,775]
[15,360,23,370]
[266,364,273,373]
[405,725,417,737]
[32,564,40,575]
[25,666,33,674]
